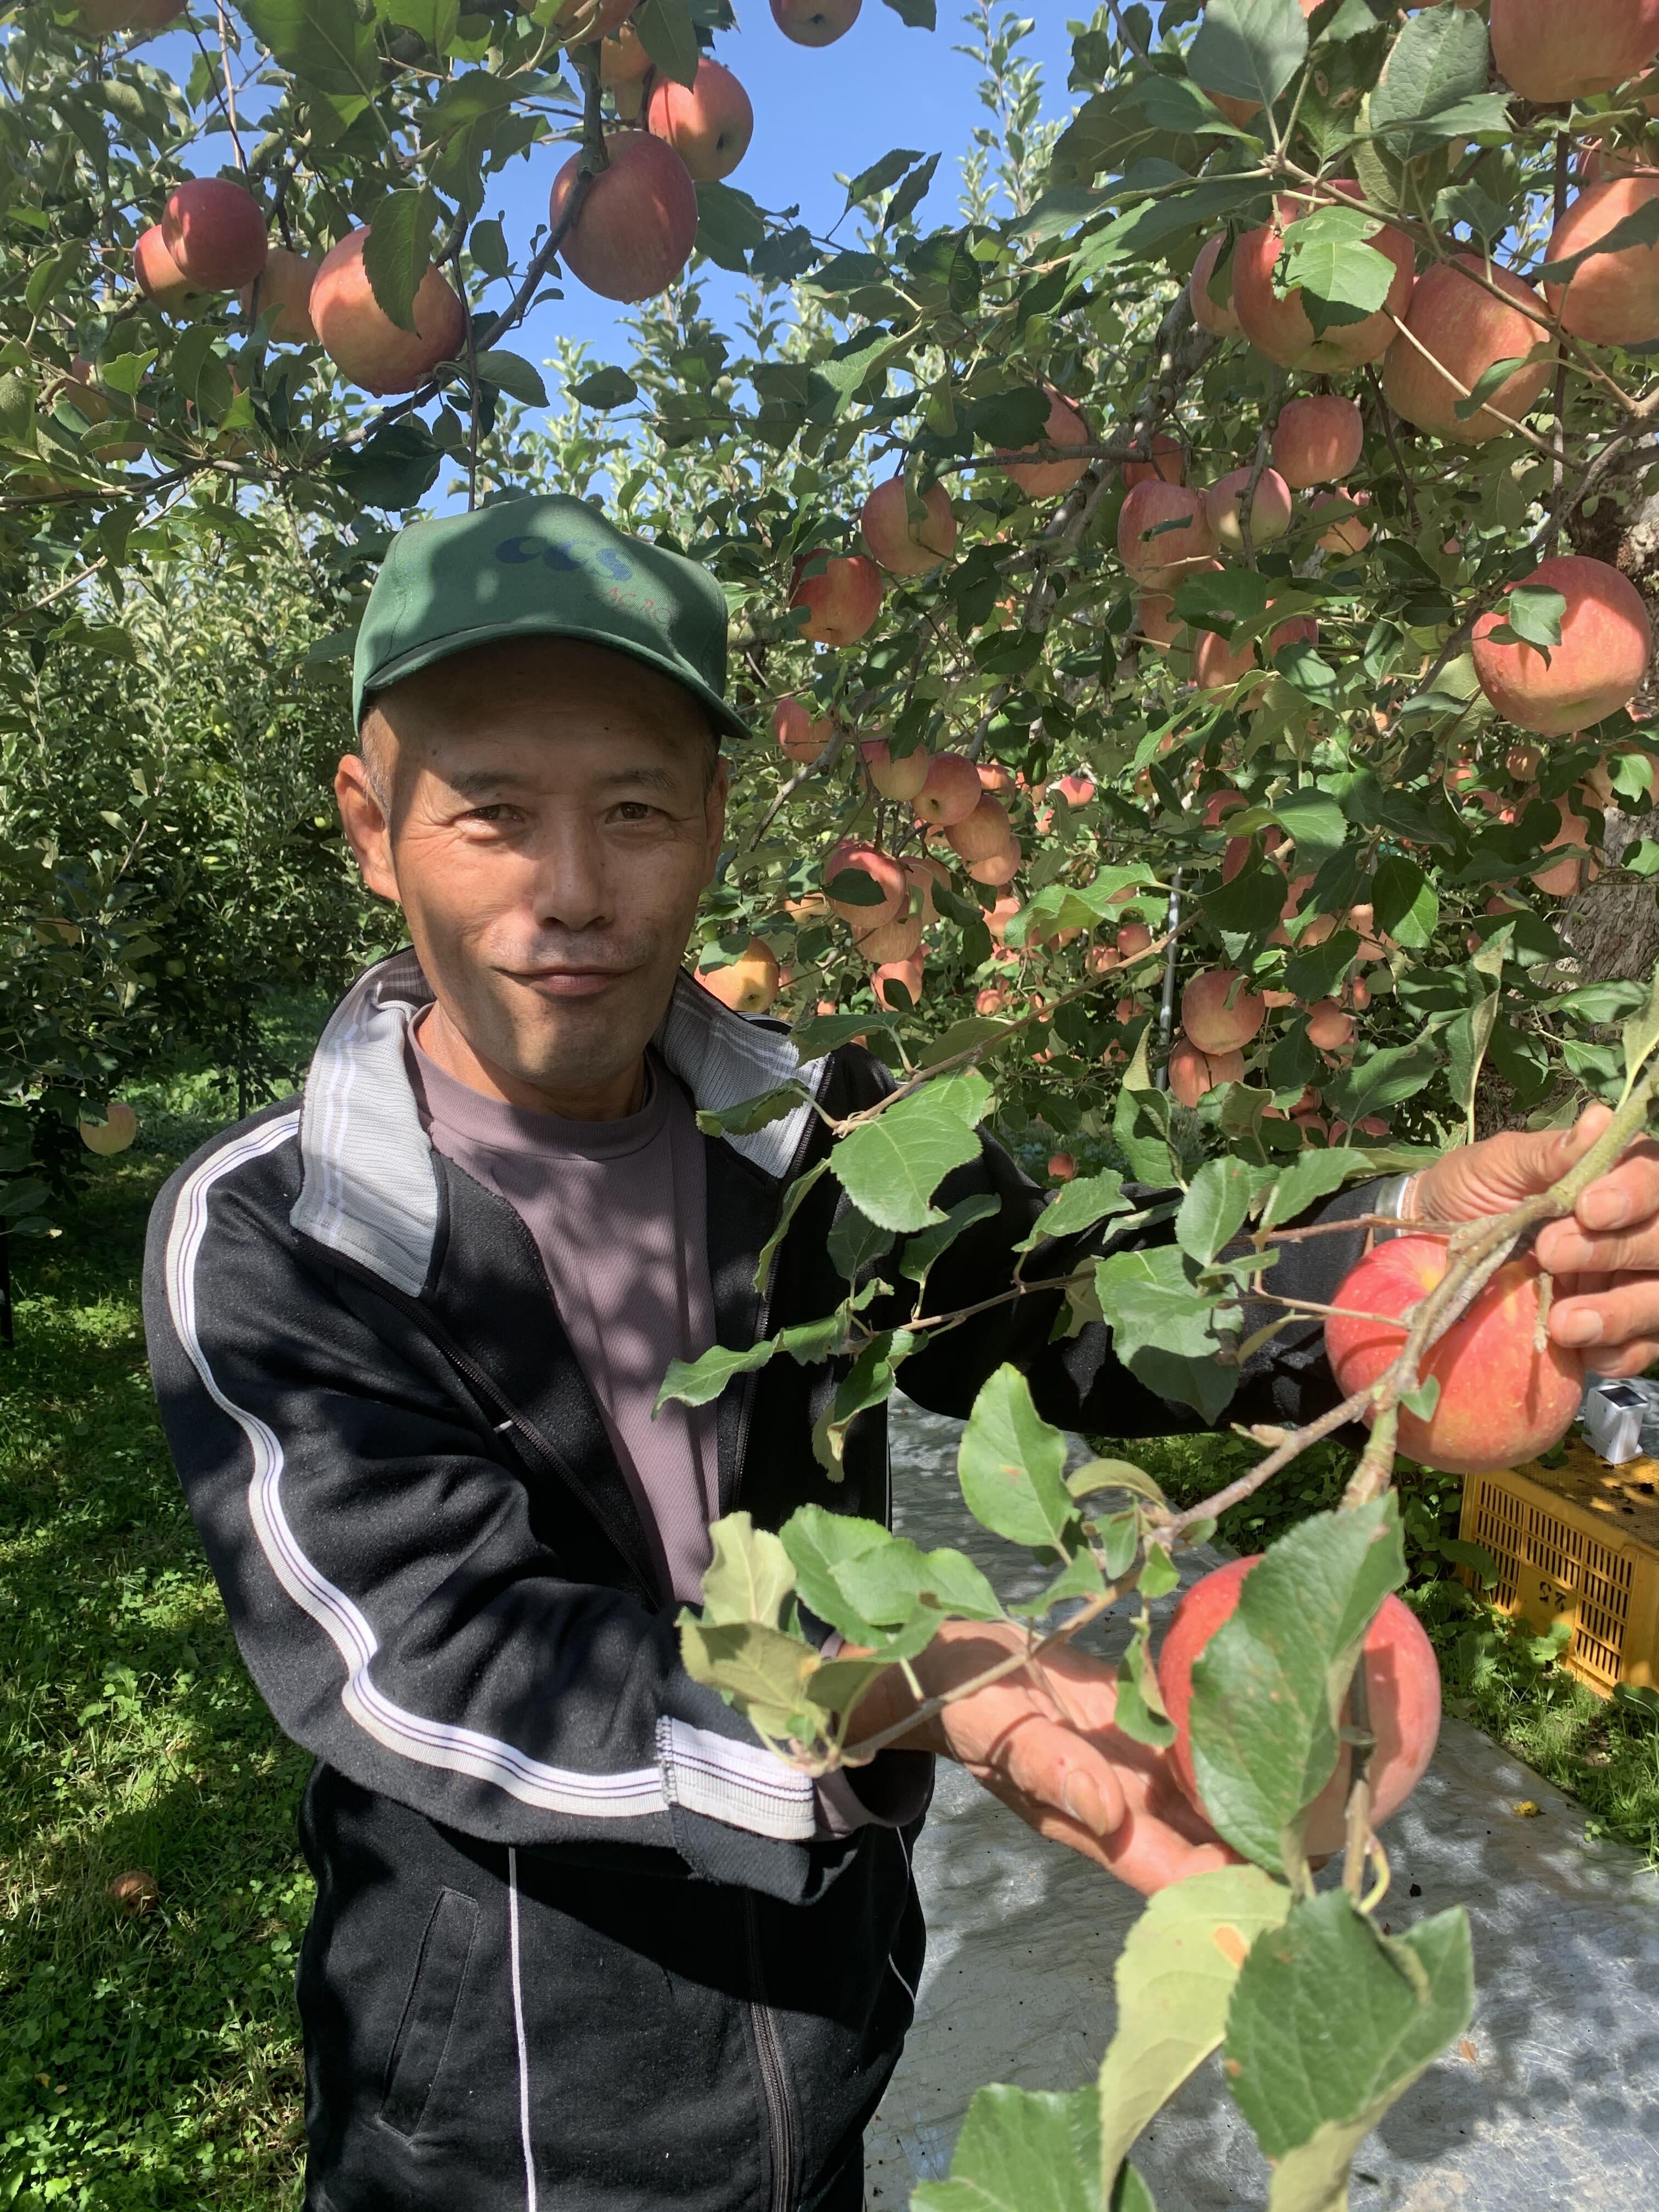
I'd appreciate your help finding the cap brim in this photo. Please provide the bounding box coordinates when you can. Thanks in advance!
[358,617,753,746]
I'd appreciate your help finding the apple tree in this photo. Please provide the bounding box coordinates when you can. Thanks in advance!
[7,0,1659,2199]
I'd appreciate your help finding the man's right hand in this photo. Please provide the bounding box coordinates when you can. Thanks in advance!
[847,1619,1235,1897]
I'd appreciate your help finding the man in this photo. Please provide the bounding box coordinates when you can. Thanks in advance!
[144,494,1659,2212]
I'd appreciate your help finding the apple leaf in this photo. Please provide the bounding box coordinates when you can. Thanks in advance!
[1187,0,1309,112]
[633,0,699,87]
[1097,1866,1293,2190]
[830,1071,990,1232]
[1188,1496,1407,1876]
[911,2084,1103,2212]
[360,187,438,334]
[958,1364,1077,1552]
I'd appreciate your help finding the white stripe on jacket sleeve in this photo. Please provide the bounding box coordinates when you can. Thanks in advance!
[163,1111,818,1841]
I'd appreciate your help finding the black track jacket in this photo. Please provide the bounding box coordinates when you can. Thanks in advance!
[143,951,1393,2212]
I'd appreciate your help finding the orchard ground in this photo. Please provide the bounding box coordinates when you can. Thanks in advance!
[4,1044,1659,2211]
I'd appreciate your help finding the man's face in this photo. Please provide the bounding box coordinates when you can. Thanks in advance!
[336,637,726,1111]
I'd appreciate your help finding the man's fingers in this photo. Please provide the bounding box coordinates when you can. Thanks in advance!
[1549,1272,1659,1353]
[1586,1338,1659,1380]
[1538,1216,1659,1278]
[976,1784,1235,1896]
[989,1720,1127,1839]
[1569,1142,1659,1235]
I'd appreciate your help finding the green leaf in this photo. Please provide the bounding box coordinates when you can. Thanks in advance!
[755,1158,831,1296]
[1189,1497,1406,1876]
[783,1505,1002,1638]
[1369,855,1438,949]
[695,181,767,270]
[1094,1247,1240,1423]
[1186,0,1310,112]
[882,0,936,25]
[1367,0,1488,156]
[328,419,442,509]
[1176,1157,1271,1266]
[1097,1866,1293,2190]
[826,1202,896,1280]
[812,1331,911,1476]
[1114,1033,1179,1189]
[1279,208,1397,333]
[1273,789,1347,866]
[1621,958,1659,1094]
[243,0,379,105]
[695,1084,809,1138]
[471,349,548,407]
[634,0,699,86]
[966,386,1054,449]
[958,1365,1077,1553]
[360,188,439,334]
[698,1510,797,1627]
[678,1617,828,1742]
[845,146,927,211]
[912,2084,1101,2212]
[1321,1041,1440,1127]
[1261,1147,1368,1229]
[831,1072,990,1233]
[901,1193,1001,1283]
[1022,1168,1132,1250]
[1067,1457,1168,1508]
[1226,1893,1474,2210]
[885,153,941,232]
[1113,1610,1177,1748]
[657,1336,780,1410]
[1503,584,1566,652]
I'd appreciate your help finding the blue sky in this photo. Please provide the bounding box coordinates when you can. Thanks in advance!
[160,4,1081,392]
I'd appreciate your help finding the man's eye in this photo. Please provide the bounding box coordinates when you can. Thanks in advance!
[461,804,518,825]
[612,801,661,823]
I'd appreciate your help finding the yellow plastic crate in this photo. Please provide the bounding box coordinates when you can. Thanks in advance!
[1456,1439,1659,1697]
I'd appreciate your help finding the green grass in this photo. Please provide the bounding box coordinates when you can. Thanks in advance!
[1,1108,309,2211]
[5,1118,1659,2211]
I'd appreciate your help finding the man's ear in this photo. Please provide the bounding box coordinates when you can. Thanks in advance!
[703,755,729,878]
[335,753,402,906]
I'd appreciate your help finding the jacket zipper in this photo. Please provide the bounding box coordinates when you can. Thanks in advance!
[743,1892,797,2212]
[319,1249,662,1606]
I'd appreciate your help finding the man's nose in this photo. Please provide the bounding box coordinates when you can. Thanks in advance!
[530,816,612,934]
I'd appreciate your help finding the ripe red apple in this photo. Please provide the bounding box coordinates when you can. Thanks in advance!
[1471,555,1653,735]
[1234,183,1415,372]
[107,1867,161,1916]
[1159,1557,1442,1858]
[1182,967,1265,1054]
[775,697,835,764]
[647,58,754,182]
[161,176,267,291]
[904,854,949,922]
[311,228,466,395]
[1118,481,1216,589]
[1168,1039,1244,1106]
[853,909,924,964]
[1204,465,1292,552]
[698,938,781,1014]
[1189,235,1243,336]
[1306,997,1355,1051]
[1313,487,1373,556]
[913,751,982,828]
[132,224,201,313]
[824,841,906,924]
[874,956,925,1011]
[966,842,1021,888]
[1121,432,1184,489]
[997,386,1091,499]
[862,738,929,802]
[1326,1236,1584,1474]
[1490,0,1659,103]
[771,0,861,45]
[241,245,319,343]
[860,477,956,576]
[1047,1152,1077,1182]
[1544,176,1659,347]
[1272,394,1363,487]
[1055,771,1095,808]
[550,132,698,303]
[790,551,883,647]
[599,23,653,85]
[1532,796,1595,895]
[945,793,1014,864]
[1135,591,1181,648]
[1382,253,1553,442]
[1194,610,1315,694]
[1117,922,1154,960]
[79,1101,138,1155]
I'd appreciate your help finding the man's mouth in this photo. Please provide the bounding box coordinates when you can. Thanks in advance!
[509,963,637,1001]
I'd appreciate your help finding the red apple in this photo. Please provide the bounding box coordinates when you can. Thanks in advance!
[790,551,883,646]
[1544,176,1659,347]
[550,132,698,304]
[1306,997,1355,1051]
[913,751,982,827]
[874,956,925,1011]
[997,386,1091,499]
[1159,1556,1442,1858]
[1055,771,1095,808]
[1531,796,1595,895]
[1326,1236,1584,1474]
[1118,481,1216,589]
[1383,253,1553,442]
[1489,0,1659,104]
[1135,591,1182,648]
[1271,394,1363,487]
[241,245,319,343]
[1204,465,1292,552]
[599,22,653,84]
[1313,487,1373,555]
[1047,1152,1077,1182]
[1189,234,1243,336]
[1182,967,1265,1054]
[860,477,956,576]
[823,841,906,924]
[1471,555,1654,735]
[862,737,929,802]
[1168,1039,1244,1106]
[1122,432,1184,489]
[774,698,834,764]
[162,176,267,291]
[771,0,862,46]
[698,938,780,1014]
[79,1101,138,1155]
[853,910,924,964]
[966,842,1021,887]
[945,793,1014,864]
[311,228,466,395]
[132,223,201,313]
[1234,182,1415,372]
[904,854,950,922]
[647,58,754,182]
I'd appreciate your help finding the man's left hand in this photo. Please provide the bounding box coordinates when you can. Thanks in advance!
[1409,1103,1659,1378]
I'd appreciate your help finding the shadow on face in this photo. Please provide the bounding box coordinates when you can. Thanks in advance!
[335,635,727,1115]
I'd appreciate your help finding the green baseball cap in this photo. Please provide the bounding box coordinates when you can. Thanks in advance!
[352,493,749,743]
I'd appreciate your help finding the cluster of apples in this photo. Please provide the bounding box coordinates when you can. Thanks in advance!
[122,3,780,398]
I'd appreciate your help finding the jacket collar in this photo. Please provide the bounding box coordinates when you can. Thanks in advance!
[290,951,827,1298]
